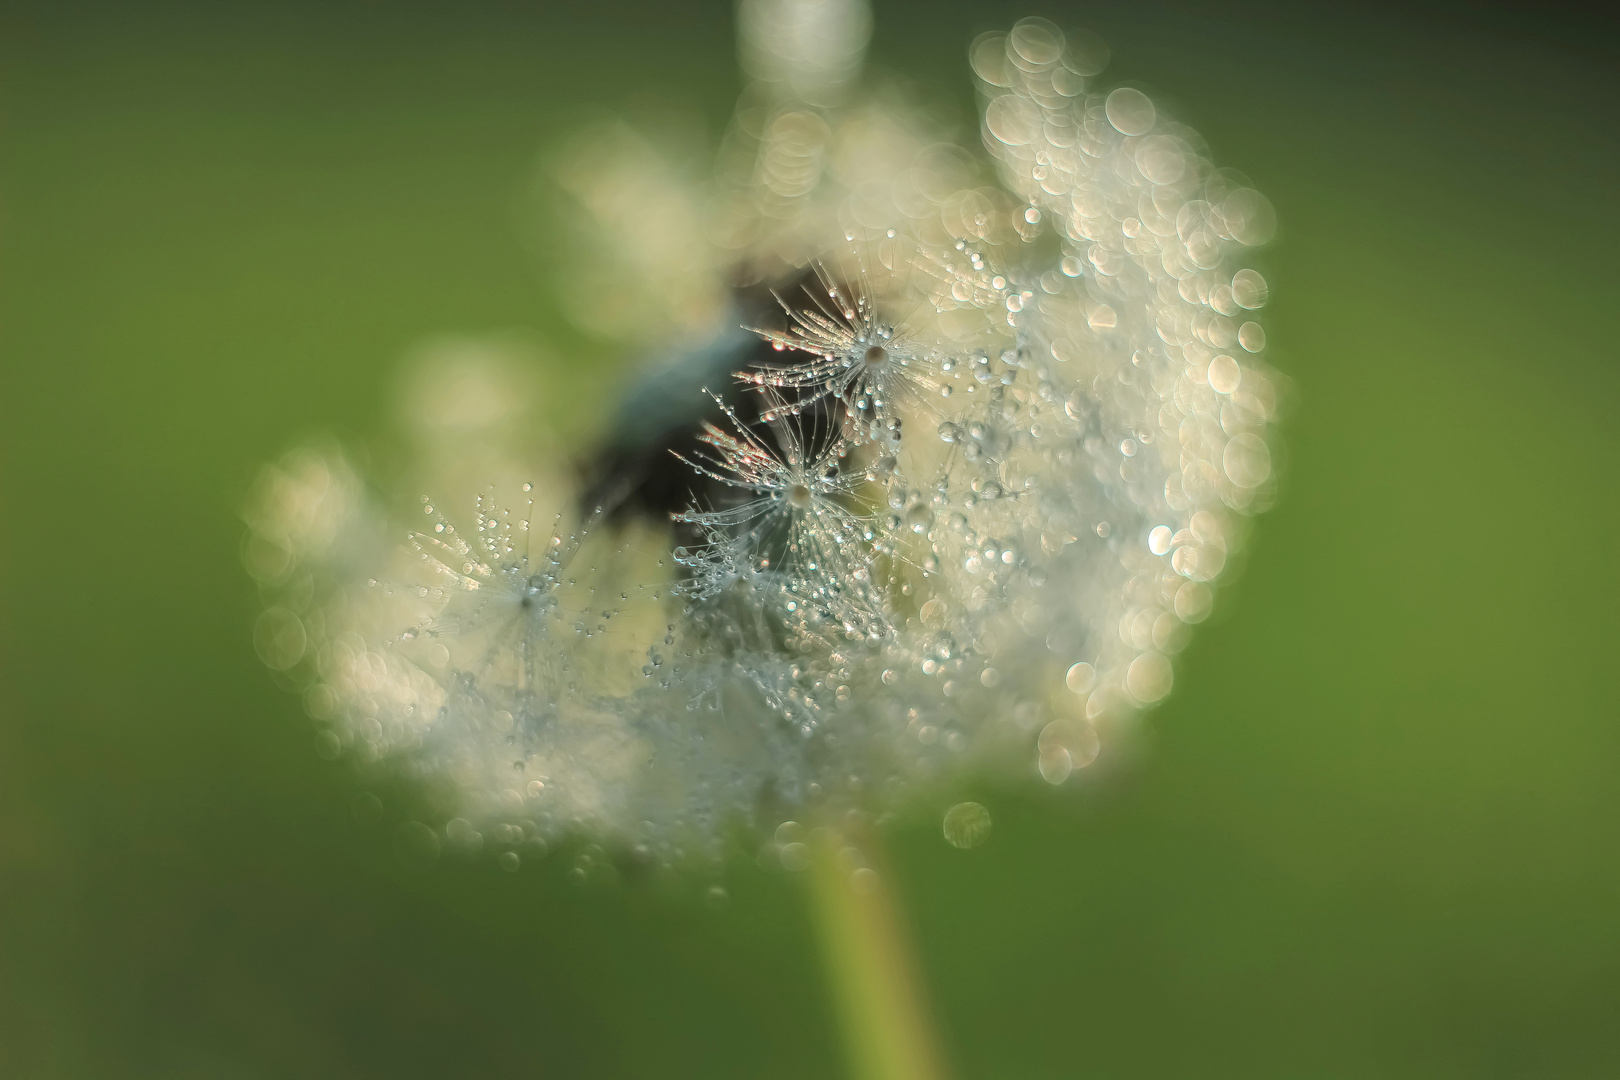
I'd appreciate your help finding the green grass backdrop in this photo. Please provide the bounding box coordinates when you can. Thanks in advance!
[2,1,1616,1076]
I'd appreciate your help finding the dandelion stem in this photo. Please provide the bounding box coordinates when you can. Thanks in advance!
[806,828,949,1080]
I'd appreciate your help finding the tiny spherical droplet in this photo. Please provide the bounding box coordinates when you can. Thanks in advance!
[1038,744,1073,784]
[1126,651,1174,703]
[1066,28,1110,76]
[1105,87,1156,135]
[1065,661,1096,694]
[942,802,992,849]
[254,608,306,671]
[1175,581,1213,623]
[1223,432,1272,488]
[1231,269,1268,309]
[1208,354,1241,394]
[779,841,810,871]
[499,851,520,872]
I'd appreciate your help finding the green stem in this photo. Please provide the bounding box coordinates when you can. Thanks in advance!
[806,827,950,1080]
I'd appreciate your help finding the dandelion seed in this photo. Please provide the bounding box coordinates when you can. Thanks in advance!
[674,390,889,639]
[403,490,588,727]
[744,262,948,451]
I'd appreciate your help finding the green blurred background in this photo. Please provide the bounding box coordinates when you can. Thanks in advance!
[2,1,1616,1076]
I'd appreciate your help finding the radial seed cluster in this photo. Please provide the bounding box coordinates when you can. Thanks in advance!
[246,9,1282,871]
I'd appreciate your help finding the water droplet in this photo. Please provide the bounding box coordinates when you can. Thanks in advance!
[447,817,483,851]
[970,32,1013,88]
[1223,432,1272,487]
[779,841,810,872]
[1238,321,1266,352]
[253,608,306,671]
[1231,269,1268,309]
[1105,87,1156,135]
[942,802,993,849]
[1009,17,1063,67]
[1175,581,1213,623]
[1208,354,1242,394]
[1223,189,1277,246]
[1126,652,1174,703]
[1066,28,1110,76]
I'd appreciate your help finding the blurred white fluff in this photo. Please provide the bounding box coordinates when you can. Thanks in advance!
[247,4,1283,868]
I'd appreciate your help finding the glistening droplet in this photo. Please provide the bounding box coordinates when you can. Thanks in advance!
[942,802,993,848]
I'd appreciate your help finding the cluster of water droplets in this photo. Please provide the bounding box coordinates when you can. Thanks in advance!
[246,8,1281,873]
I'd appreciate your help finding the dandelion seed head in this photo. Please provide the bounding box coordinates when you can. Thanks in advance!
[249,14,1284,868]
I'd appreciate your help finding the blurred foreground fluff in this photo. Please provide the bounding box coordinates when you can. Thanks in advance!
[246,0,1281,870]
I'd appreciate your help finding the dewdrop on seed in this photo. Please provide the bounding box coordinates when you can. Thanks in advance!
[247,5,1282,869]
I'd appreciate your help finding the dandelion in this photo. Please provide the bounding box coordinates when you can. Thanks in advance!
[248,6,1284,1078]
[252,0,1281,872]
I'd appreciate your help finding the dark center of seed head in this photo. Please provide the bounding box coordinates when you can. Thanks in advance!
[863,344,888,368]
[788,483,813,509]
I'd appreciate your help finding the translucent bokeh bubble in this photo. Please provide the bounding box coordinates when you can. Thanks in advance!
[942,802,993,848]
[1105,87,1156,135]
